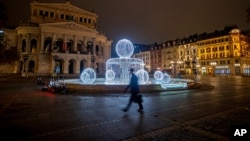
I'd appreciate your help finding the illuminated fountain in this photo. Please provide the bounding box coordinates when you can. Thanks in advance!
[105,39,148,84]
[64,39,199,93]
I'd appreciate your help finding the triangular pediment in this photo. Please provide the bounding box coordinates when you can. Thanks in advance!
[40,22,97,33]
[31,2,98,18]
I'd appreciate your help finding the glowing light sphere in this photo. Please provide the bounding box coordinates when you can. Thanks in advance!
[162,73,171,84]
[154,71,163,80]
[115,39,134,58]
[105,70,115,81]
[136,69,149,84]
[80,68,96,84]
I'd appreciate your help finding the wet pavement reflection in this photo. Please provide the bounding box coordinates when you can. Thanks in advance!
[0,75,250,140]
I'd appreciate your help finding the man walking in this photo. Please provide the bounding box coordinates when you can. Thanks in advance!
[122,68,143,112]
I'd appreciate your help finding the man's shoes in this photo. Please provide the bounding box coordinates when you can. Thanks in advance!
[122,109,127,112]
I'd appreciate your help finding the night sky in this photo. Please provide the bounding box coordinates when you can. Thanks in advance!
[2,0,250,45]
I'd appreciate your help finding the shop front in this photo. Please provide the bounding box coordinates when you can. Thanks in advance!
[215,65,230,75]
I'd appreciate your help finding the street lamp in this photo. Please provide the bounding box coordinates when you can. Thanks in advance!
[210,62,217,77]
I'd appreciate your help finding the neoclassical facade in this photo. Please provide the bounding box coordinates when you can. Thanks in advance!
[15,0,112,76]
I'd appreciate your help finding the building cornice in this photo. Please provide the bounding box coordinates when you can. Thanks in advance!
[31,1,98,18]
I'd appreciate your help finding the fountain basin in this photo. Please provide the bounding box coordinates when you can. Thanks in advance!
[64,78,200,93]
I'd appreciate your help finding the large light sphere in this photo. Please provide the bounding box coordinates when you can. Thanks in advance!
[80,68,96,84]
[106,70,115,80]
[115,39,134,58]
[154,70,163,80]
[136,69,149,84]
[162,73,171,84]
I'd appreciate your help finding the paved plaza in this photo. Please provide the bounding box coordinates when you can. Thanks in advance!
[0,75,250,141]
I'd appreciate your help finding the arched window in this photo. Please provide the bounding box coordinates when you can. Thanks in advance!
[77,41,82,52]
[22,39,26,52]
[80,60,86,73]
[30,39,37,53]
[96,45,99,55]
[53,39,63,52]
[66,40,73,52]
[87,42,93,54]
[101,47,104,57]
[28,60,35,72]
[44,38,52,52]
[68,60,74,74]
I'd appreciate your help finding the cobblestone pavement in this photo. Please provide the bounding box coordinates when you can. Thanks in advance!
[122,106,250,141]
[0,75,250,141]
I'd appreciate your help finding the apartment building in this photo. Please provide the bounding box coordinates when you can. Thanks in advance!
[134,26,250,76]
[197,27,249,76]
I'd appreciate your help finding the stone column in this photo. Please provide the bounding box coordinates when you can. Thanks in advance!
[26,34,30,53]
[63,60,69,74]
[18,35,22,52]
[82,37,87,53]
[63,35,67,53]
[75,58,80,74]
[40,33,44,53]
[92,38,96,56]
[87,55,91,68]
[74,35,77,52]
[51,57,55,74]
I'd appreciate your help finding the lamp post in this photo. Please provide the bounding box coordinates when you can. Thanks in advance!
[210,62,217,77]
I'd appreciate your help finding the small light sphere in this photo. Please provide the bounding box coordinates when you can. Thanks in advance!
[162,73,171,84]
[80,68,96,84]
[106,69,115,80]
[115,39,134,58]
[136,69,149,83]
[154,70,163,80]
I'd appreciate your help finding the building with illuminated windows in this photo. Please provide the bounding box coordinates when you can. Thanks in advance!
[161,40,181,76]
[135,26,249,77]
[177,37,198,75]
[196,26,250,76]
[150,45,162,72]
[1,0,112,76]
